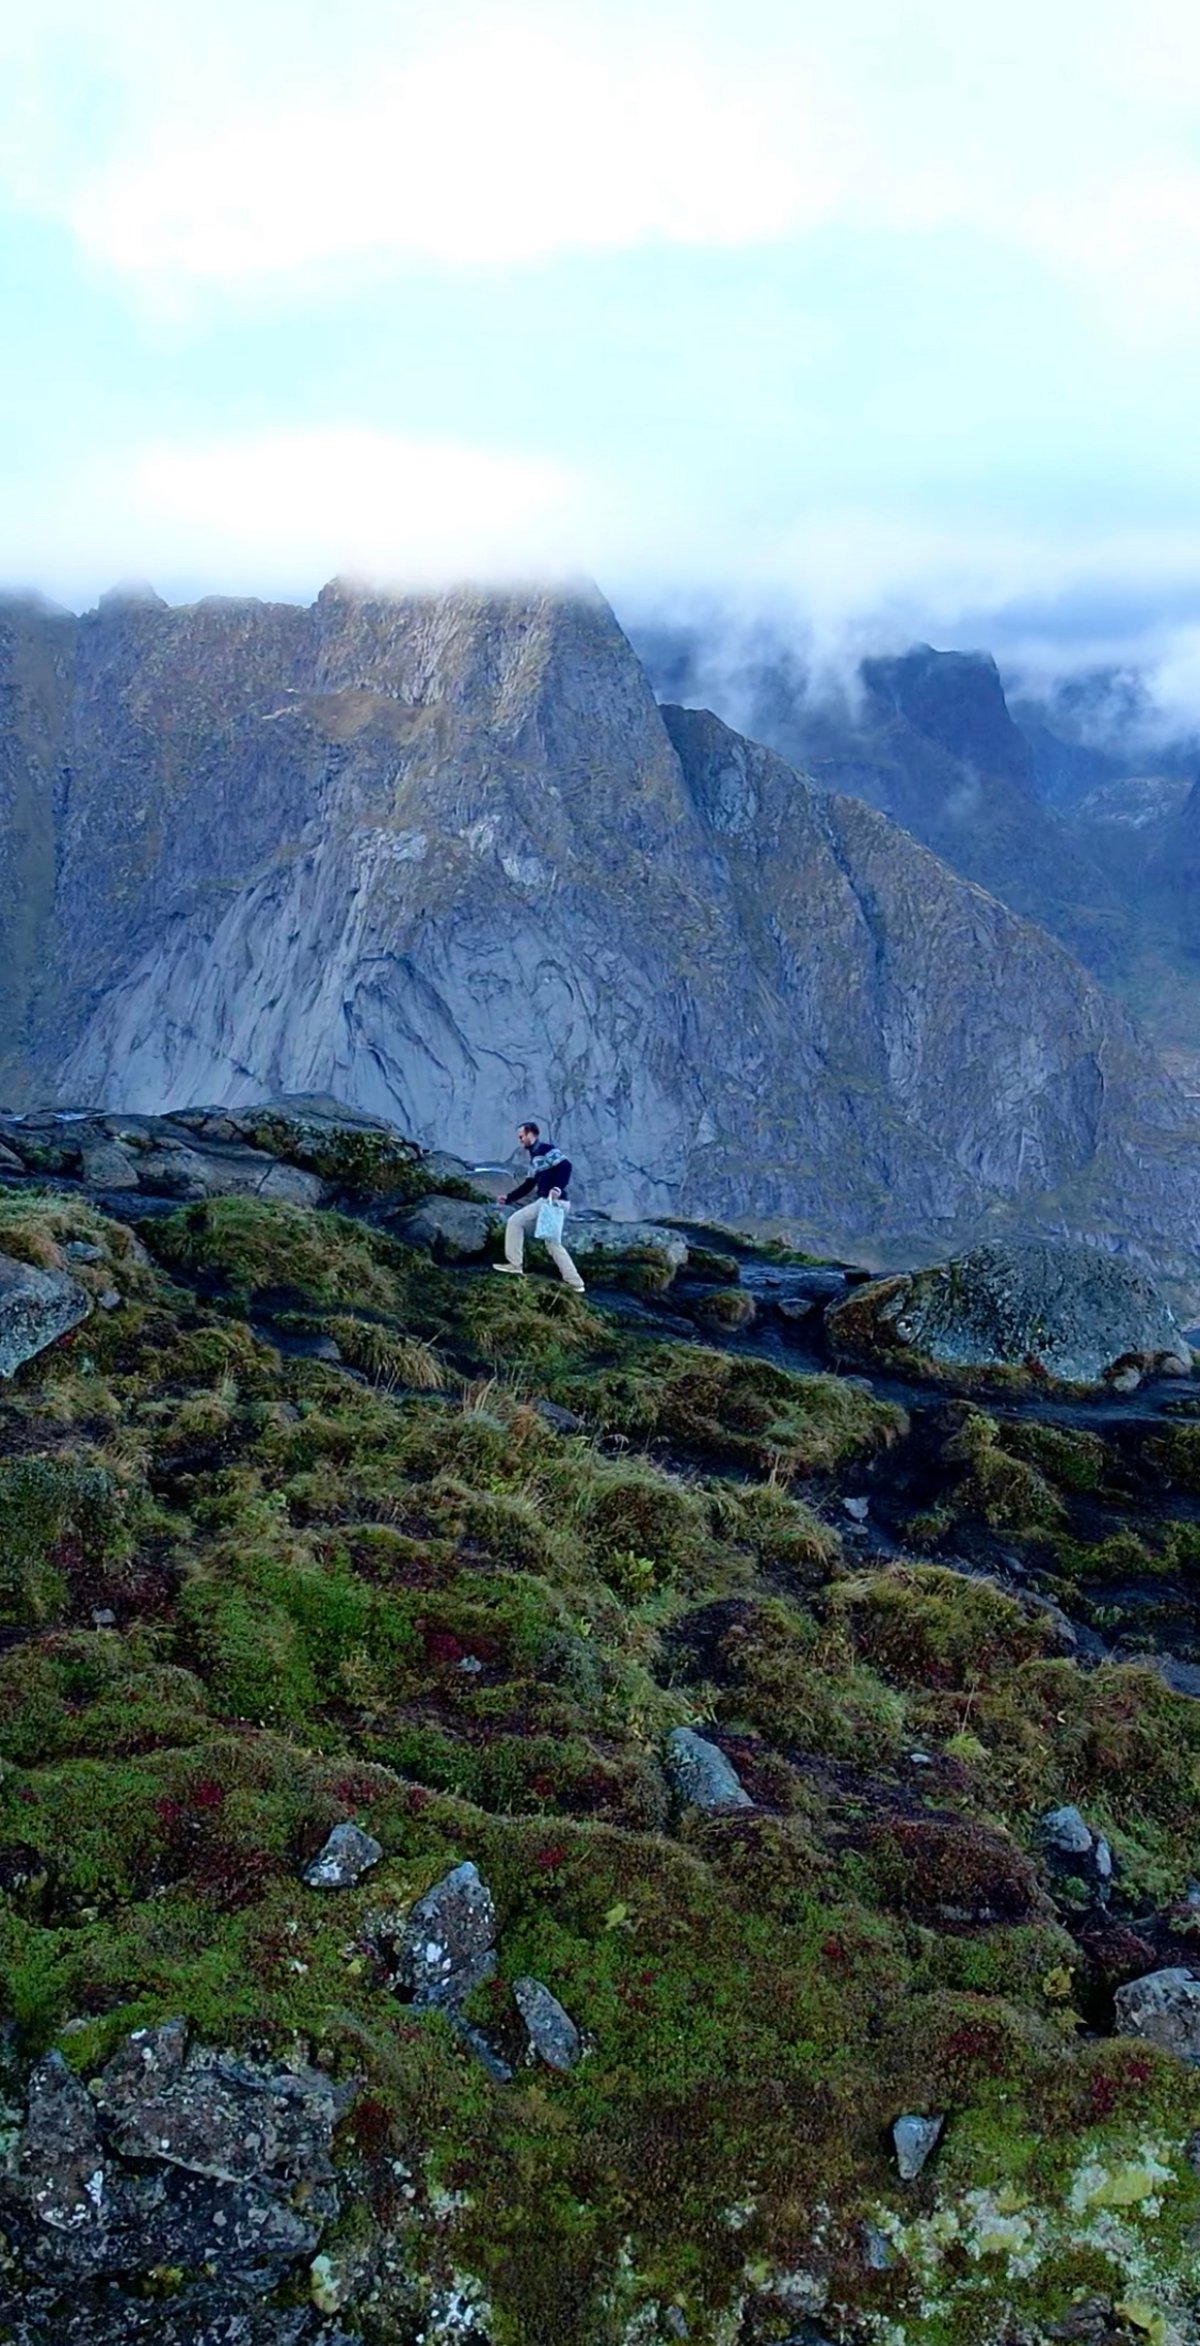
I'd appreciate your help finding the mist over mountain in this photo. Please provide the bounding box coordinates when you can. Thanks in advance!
[2,577,1200,1292]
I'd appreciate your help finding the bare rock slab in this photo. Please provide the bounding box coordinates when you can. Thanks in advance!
[893,2112,944,2180]
[0,1252,90,1378]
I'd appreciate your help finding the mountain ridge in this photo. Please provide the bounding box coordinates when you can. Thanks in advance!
[2,579,1199,1291]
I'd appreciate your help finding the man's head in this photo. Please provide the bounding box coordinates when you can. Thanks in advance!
[517,1121,540,1150]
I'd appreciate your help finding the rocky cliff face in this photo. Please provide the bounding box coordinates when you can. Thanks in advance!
[3,582,1199,1285]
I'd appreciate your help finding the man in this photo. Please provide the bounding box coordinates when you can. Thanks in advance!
[494,1121,586,1293]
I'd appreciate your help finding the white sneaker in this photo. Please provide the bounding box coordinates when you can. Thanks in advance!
[493,1262,525,1276]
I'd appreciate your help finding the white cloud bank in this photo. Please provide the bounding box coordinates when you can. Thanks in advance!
[3,0,1200,338]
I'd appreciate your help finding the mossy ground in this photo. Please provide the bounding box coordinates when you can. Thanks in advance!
[1,1192,1199,2341]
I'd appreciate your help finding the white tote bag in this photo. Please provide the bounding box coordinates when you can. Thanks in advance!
[535,1197,567,1244]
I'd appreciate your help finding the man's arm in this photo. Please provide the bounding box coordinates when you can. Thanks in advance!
[504,1173,536,1204]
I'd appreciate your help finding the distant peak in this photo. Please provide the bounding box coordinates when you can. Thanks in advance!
[96,581,168,615]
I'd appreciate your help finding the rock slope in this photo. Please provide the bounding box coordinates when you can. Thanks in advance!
[2,584,1200,1289]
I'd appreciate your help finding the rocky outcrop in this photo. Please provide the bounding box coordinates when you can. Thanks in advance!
[3,585,1200,1292]
[828,1239,1194,1389]
[0,1253,89,1377]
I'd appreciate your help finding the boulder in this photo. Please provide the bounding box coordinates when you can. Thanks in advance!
[0,1252,89,1378]
[302,1822,383,1890]
[893,2113,944,2180]
[11,2053,108,2235]
[570,1216,689,1278]
[828,1239,1193,1388]
[79,1137,140,1191]
[389,1861,498,2008]
[394,1197,501,1262]
[1040,1804,1112,1891]
[513,1977,582,2072]
[1114,1966,1200,2062]
[666,1726,753,1814]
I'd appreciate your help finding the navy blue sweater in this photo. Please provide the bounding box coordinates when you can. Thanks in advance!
[506,1142,572,1204]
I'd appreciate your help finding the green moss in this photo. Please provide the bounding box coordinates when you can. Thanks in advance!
[0,1454,133,1628]
[1001,1420,1109,1493]
[144,1196,412,1312]
[559,1343,905,1477]
[832,1565,1056,1689]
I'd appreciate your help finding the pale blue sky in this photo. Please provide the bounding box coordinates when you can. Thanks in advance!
[3,0,1200,709]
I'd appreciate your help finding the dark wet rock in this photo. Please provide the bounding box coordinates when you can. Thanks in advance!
[394,1197,500,1261]
[513,1977,582,2072]
[0,1842,48,1898]
[8,2052,108,2235]
[302,1821,383,1889]
[93,2030,352,2187]
[389,1861,498,2008]
[1114,1966,1200,2061]
[666,1726,753,1814]
[570,1217,689,1280]
[0,2287,354,2345]
[828,1239,1193,1388]
[0,1251,89,1377]
[893,2112,944,2180]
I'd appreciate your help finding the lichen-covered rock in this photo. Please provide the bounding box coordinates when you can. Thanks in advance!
[390,1861,498,2007]
[1114,1967,1200,2062]
[666,1726,753,1813]
[0,1251,89,1377]
[10,2052,108,2234]
[513,1977,582,2072]
[829,1238,1194,1387]
[302,1820,383,1889]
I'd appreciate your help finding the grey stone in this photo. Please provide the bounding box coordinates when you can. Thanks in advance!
[533,1398,583,1434]
[10,2052,108,2234]
[893,2112,944,2180]
[80,1138,140,1190]
[65,1241,104,1263]
[830,1239,1194,1387]
[842,1496,870,1522]
[666,1727,753,1814]
[0,1252,90,1377]
[1146,1653,1200,1700]
[395,1197,500,1262]
[1041,1804,1093,1858]
[95,2034,351,2185]
[513,1977,582,2072]
[570,1216,689,1275]
[97,1288,121,1311]
[302,1822,383,1890]
[0,1140,24,1172]
[391,1861,498,2007]
[1114,1966,1200,2061]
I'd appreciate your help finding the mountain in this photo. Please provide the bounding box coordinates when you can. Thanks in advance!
[2,579,1200,1285]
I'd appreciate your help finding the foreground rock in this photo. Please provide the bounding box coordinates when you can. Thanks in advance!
[666,1726,753,1813]
[1114,1967,1200,2061]
[513,1977,583,2072]
[0,1251,89,1377]
[0,2024,354,2341]
[828,1238,1194,1388]
[301,1821,383,1889]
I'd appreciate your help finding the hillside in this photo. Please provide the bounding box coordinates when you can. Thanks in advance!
[2,584,1200,1291]
[2,1108,1200,2343]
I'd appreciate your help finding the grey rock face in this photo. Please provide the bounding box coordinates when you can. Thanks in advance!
[3,585,1199,1291]
[0,2025,355,2342]
[396,1196,500,1261]
[892,2112,945,2180]
[302,1821,383,1889]
[12,2053,108,2234]
[1114,1967,1200,2061]
[0,1251,89,1377]
[830,1239,1193,1386]
[1041,1804,1094,1857]
[666,1727,753,1813]
[513,1977,582,2072]
[1040,1805,1113,1895]
[79,1137,139,1189]
[391,1861,498,2008]
[569,1217,689,1275]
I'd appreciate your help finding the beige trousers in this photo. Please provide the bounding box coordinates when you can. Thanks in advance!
[504,1200,585,1289]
